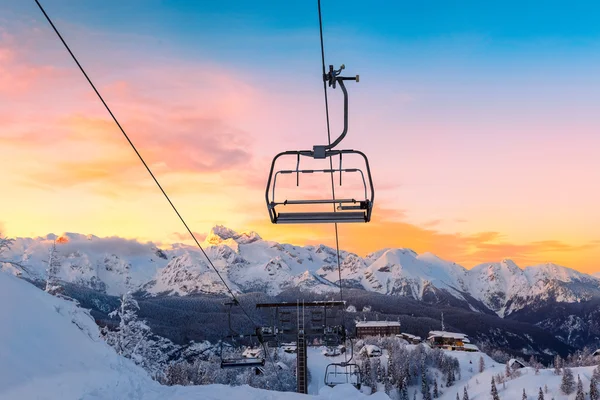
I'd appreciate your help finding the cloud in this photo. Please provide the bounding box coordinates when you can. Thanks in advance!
[0,30,259,194]
[246,209,599,270]
[169,231,208,243]
[54,233,159,257]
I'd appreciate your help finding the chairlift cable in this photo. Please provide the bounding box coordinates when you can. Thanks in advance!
[317,0,349,370]
[33,0,271,349]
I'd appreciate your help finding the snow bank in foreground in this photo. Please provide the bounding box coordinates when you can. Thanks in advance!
[0,272,385,399]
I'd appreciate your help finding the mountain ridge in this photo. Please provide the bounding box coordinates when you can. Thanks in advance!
[2,225,599,319]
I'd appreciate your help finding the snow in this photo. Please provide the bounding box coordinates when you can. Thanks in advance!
[3,225,600,318]
[0,271,388,399]
[356,321,401,328]
[438,363,596,400]
[428,331,469,340]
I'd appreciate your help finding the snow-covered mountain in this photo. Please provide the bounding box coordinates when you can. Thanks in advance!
[2,226,599,318]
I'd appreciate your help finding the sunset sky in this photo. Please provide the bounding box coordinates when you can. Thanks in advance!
[1,1,599,273]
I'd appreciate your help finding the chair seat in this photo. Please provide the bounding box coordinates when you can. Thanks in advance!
[276,211,366,224]
[221,358,265,368]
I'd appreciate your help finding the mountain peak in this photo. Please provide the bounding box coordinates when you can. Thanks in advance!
[204,225,261,247]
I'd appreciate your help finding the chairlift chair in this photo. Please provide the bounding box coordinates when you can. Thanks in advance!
[324,363,362,389]
[323,338,361,389]
[219,300,266,369]
[266,64,375,224]
[219,334,266,369]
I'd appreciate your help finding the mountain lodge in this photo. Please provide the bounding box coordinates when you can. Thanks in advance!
[427,330,473,351]
[355,321,401,338]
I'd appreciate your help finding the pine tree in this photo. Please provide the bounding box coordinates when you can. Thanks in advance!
[594,365,600,381]
[433,379,439,398]
[363,356,372,389]
[400,385,409,400]
[590,376,599,400]
[44,239,61,295]
[463,386,469,400]
[446,367,455,387]
[554,355,563,375]
[413,390,417,400]
[560,367,575,394]
[522,388,527,400]
[491,377,500,400]
[575,374,585,400]
[538,387,544,400]
[479,356,485,373]
[456,393,460,400]
[505,362,512,379]
[103,290,172,377]
[421,367,429,396]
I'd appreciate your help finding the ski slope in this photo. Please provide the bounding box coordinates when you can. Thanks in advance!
[0,272,388,400]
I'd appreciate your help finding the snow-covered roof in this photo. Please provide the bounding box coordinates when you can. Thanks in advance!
[463,343,479,351]
[363,344,382,354]
[593,349,600,357]
[399,333,422,340]
[356,321,401,328]
[427,330,468,340]
[508,359,526,368]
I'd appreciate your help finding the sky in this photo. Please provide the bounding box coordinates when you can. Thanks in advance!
[1,0,599,273]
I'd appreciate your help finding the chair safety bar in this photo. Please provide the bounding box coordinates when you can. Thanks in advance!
[266,149,374,224]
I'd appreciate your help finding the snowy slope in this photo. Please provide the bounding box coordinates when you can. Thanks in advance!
[438,362,596,400]
[3,225,600,318]
[0,271,390,400]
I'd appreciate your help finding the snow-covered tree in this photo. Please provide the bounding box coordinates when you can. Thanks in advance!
[560,367,575,394]
[456,393,459,400]
[400,384,409,400]
[505,362,512,379]
[575,375,585,400]
[104,291,175,379]
[463,386,469,400]
[529,355,541,375]
[522,388,527,400]
[554,355,563,375]
[363,355,373,389]
[538,387,544,400]
[479,356,485,373]
[594,365,600,381]
[491,377,500,400]
[421,365,429,396]
[0,234,13,257]
[44,239,61,295]
[433,379,439,398]
[590,376,599,400]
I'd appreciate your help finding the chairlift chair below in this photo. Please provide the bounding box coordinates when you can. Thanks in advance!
[219,334,266,369]
[324,363,362,389]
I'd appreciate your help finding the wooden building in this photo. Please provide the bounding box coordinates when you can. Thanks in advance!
[397,332,422,344]
[427,330,472,351]
[355,321,401,338]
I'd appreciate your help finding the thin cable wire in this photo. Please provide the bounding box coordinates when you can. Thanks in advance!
[34,0,284,388]
[317,0,349,373]
[34,1,284,385]
[317,0,344,306]
[33,0,266,332]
